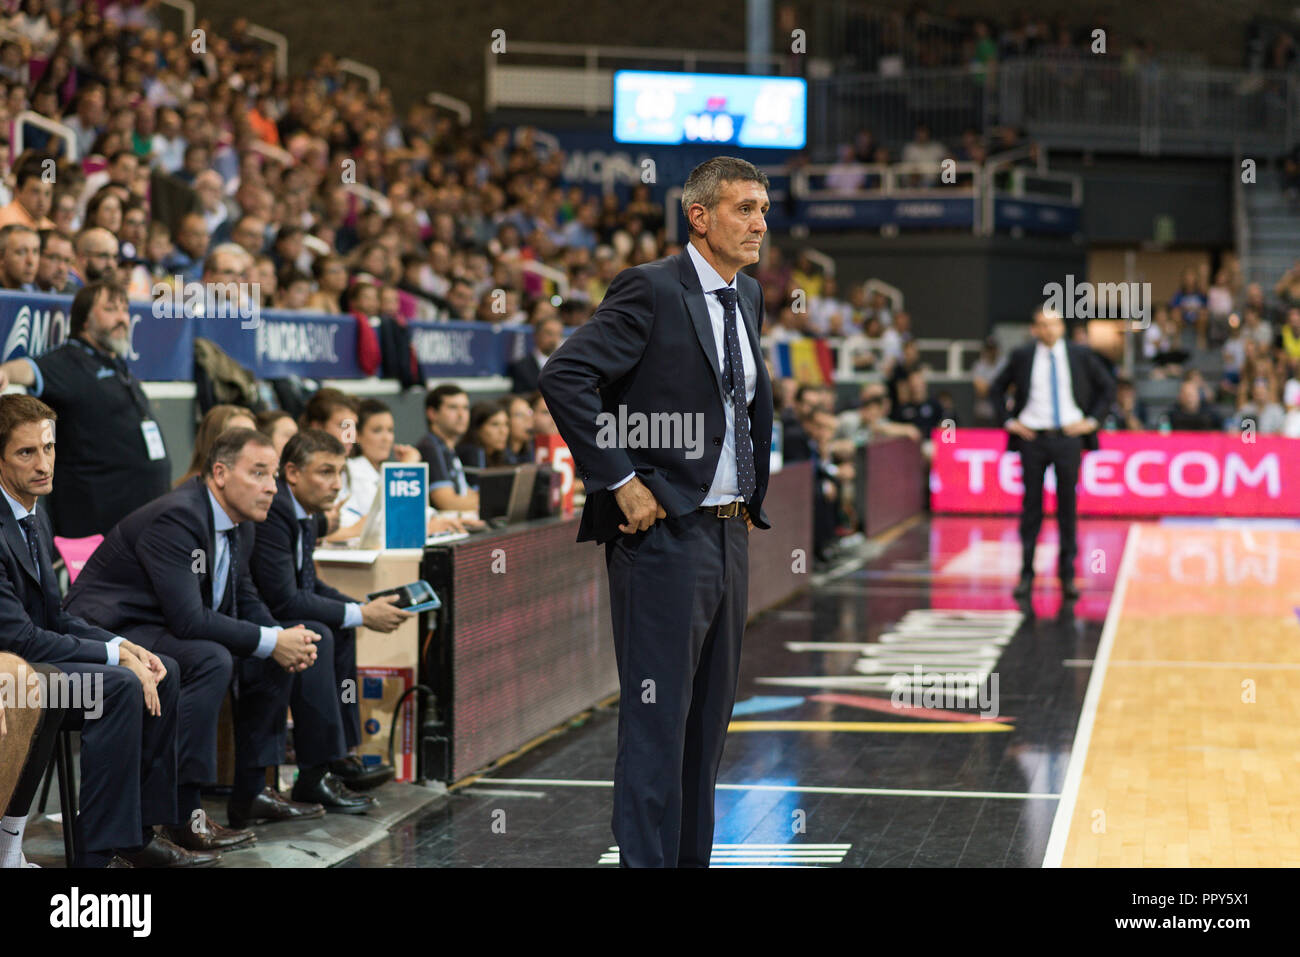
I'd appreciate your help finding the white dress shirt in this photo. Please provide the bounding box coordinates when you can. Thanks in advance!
[1017,338,1084,429]
[611,242,757,505]
[1,484,125,665]
[207,488,279,658]
[290,491,362,628]
[340,456,381,528]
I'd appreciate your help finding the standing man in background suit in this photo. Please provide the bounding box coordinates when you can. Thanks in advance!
[507,316,564,394]
[991,310,1115,600]
[64,428,327,835]
[250,429,412,792]
[540,156,773,867]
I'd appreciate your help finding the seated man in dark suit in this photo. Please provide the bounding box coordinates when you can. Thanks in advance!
[0,394,212,867]
[250,429,412,792]
[64,428,343,832]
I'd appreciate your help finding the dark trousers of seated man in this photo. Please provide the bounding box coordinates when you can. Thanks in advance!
[6,659,180,866]
[1018,431,1082,582]
[120,626,232,821]
[232,620,347,801]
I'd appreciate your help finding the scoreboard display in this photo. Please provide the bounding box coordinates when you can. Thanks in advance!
[613,70,806,149]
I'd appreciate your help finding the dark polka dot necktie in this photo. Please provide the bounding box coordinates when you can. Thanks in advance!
[714,286,756,501]
[18,515,41,584]
[223,527,239,617]
[298,518,318,590]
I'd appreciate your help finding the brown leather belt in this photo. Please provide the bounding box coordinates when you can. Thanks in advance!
[699,501,745,518]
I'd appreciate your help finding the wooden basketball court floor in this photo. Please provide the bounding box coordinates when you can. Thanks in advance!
[1048,519,1300,867]
[342,515,1300,868]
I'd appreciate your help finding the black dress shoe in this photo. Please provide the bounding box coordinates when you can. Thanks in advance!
[291,772,377,814]
[1061,578,1080,600]
[328,755,395,791]
[161,819,257,852]
[1013,574,1034,599]
[118,835,221,868]
[228,786,325,828]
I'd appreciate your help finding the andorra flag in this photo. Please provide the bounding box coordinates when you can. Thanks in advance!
[773,338,835,385]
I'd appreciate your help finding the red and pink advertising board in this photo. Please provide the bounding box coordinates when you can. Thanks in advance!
[930,429,1300,517]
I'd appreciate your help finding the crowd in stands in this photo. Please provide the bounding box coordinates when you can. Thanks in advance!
[0,0,687,380]
[829,4,1165,76]
[1128,259,1300,436]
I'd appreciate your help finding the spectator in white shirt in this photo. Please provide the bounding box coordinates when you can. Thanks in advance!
[337,398,465,535]
[825,144,867,193]
[901,123,948,186]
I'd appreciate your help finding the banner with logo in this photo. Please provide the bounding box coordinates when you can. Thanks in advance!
[1,291,535,382]
[191,310,361,380]
[0,290,194,380]
[930,428,1300,517]
[409,320,532,380]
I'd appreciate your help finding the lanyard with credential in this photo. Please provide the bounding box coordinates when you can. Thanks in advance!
[70,338,149,414]
[70,338,167,460]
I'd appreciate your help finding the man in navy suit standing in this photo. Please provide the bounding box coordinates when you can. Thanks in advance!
[540,157,773,867]
[991,309,1115,600]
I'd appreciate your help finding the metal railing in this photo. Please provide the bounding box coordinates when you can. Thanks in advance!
[157,0,195,38]
[998,60,1295,155]
[12,111,77,160]
[791,159,985,198]
[426,92,472,126]
[245,24,289,78]
[830,336,984,379]
[803,61,1299,158]
[338,58,381,93]
[521,260,569,299]
[485,41,787,113]
[808,69,992,159]
[342,183,391,218]
[814,2,971,72]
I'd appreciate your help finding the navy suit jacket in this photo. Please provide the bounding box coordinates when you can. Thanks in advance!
[507,353,541,395]
[538,248,773,544]
[64,475,277,656]
[0,500,116,664]
[990,341,1116,453]
[250,482,355,629]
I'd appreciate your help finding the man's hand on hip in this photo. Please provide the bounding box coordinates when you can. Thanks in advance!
[613,476,666,534]
[1005,419,1035,440]
[1063,417,1098,437]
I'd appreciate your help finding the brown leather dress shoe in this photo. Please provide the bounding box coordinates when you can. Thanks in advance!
[228,786,325,828]
[118,834,221,868]
[161,819,257,851]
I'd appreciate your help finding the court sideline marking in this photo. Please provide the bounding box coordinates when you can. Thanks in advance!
[1041,521,1141,867]
[476,778,1059,800]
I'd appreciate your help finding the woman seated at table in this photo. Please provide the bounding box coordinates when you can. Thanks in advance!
[456,400,512,480]
[502,394,535,465]
[325,397,472,543]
